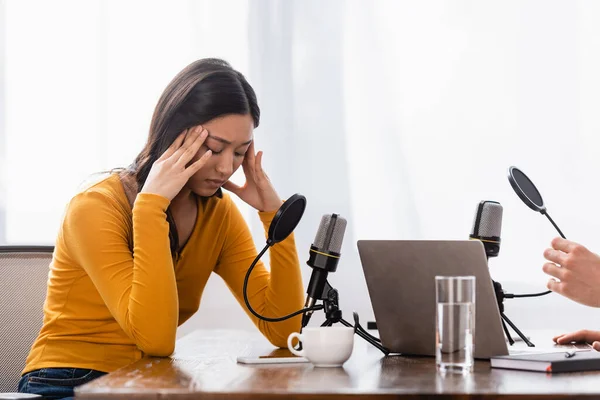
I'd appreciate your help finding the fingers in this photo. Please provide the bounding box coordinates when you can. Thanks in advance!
[173,127,208,168]
[254,151,266,182]
[553,333,565,343]
[547,278,565,295]
[222,180,242,195]
[254,151,269,181]
[551,237,579,254]
[185,150,212,178]
[241,155,253,179]
[553,332,572,344]
[246,141,256,165]
[542,262,570,281]
[593,342,600,352]
[554,331,577,344]
[547,278,590,307]
[543,248,568,266]
[241,147,256,181]
[554,329,599,344]
[159,129,189,161]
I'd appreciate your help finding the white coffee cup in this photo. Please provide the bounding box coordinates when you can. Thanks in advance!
[287,326,354,367]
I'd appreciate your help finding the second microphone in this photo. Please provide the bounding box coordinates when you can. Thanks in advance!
[301,213,347,327]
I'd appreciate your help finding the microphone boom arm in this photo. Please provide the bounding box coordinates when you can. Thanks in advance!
[243,243,324,322]
[503,210,565,299]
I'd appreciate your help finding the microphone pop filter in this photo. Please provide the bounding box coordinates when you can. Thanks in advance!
[267,193,306,245]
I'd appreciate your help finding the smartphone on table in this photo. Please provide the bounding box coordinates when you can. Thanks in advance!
[237,348,309,364]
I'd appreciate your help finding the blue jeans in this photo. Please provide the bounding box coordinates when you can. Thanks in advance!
[18,368,106,400]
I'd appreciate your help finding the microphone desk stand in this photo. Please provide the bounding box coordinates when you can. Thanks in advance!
[312,281,389,355]
[493,280,535,347]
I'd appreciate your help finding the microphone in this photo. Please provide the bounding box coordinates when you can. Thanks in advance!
[469,200,507,301]
[468,200,549,297]
[469,200,536,347]
[301,214,347,328]
[469,200,503,259]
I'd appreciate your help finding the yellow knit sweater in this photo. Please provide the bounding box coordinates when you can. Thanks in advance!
[23,174,304,373]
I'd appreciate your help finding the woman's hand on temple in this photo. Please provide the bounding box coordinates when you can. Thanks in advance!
[222,141,282,212]
[543,237,600,308]
[141,126,212,201]
[553,330,600,351]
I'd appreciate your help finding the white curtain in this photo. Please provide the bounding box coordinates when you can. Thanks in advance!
[3,0,600,335]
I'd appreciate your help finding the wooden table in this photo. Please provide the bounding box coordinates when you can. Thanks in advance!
[76,329,600,399]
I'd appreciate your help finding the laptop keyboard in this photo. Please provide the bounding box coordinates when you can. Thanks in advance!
[508,342,593,355]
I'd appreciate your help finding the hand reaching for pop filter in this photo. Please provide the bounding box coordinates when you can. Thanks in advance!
[543,238,600,308]
[222,141,282,212]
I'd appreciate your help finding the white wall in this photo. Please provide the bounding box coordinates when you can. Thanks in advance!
[2,0,600,339]
[182,0,600,338]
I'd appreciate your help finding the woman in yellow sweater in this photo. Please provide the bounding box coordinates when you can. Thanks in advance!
[18,58,304,399]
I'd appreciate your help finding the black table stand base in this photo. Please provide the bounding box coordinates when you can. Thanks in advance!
[310,283,389,355]
[494,280,535,347]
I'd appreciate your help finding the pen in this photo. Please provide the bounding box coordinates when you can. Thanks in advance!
[564,350,577,358]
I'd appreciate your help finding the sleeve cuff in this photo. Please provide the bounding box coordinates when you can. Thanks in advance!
[258,209,279,227]
[134,192,171,213]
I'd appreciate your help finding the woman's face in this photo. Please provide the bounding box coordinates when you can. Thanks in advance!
[186,113,254,197]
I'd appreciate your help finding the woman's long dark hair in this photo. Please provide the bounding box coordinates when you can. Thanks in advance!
[128,58,260,256]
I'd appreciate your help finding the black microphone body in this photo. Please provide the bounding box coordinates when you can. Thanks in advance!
[301,214,347,328]
[469,200,507,300]
[305,245,340,299]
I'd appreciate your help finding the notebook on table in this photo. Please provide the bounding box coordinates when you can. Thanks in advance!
[491,350,600,373]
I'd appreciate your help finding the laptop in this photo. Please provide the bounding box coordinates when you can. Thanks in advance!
[357,240,513,359]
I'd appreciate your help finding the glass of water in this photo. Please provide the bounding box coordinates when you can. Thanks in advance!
[435,276,475,374]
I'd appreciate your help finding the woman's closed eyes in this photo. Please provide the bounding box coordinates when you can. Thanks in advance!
[205,144,246,157]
